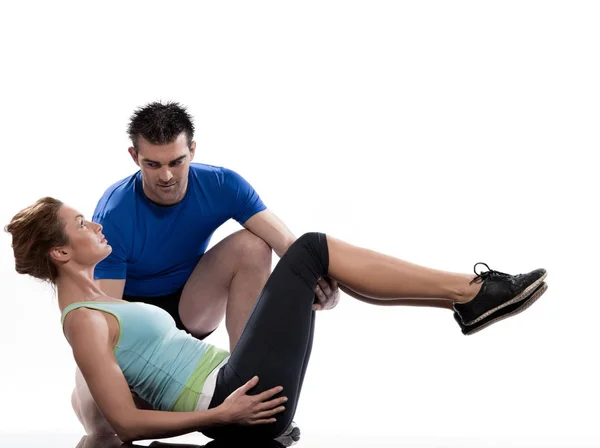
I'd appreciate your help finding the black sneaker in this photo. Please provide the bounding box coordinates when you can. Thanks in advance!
[454,281,548,335]
[453,263,547,326]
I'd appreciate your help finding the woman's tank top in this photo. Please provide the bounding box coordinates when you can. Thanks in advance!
[61,301,229,411]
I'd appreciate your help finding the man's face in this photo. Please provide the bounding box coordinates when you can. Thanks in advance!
[129,133,196,205]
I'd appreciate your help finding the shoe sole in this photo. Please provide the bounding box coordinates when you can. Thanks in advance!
[464,270,547,326]
[460,281,548,335]
[275,424,301,446]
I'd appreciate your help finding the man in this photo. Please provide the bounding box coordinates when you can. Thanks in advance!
[71,101,340,445]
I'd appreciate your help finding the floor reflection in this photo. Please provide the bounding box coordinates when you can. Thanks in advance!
[74,435,286,448]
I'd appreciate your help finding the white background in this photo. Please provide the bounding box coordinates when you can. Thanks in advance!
[1,1,599,446]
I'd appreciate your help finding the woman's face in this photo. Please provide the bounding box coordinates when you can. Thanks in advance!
[56,205,112,266]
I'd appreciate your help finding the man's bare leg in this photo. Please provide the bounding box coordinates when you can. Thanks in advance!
[73,367,155,435]
[178,229,272,351]
[72,367,115,435]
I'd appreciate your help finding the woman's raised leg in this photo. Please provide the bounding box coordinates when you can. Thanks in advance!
[202,232,546,442]
[326,235,546,328]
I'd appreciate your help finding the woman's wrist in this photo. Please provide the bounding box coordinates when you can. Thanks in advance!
[202,405,230,427]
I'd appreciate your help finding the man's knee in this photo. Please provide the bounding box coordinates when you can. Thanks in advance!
[73,369,115,435]
[71,387,84,426]
[233,230,272,267]
[72,386,115,435]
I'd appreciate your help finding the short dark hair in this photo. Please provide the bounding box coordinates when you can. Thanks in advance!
[127,101,195,150]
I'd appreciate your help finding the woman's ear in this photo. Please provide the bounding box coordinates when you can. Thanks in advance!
[49,246,71,263]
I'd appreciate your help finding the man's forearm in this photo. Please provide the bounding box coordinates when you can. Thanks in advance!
[243,209,296,259]
[273,236,296,259]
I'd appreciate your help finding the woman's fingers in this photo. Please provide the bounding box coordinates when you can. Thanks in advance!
[256,396,288,411]
[253,406,286,420]
[250,418,277,425]
[256,385,284,401]
[237,375,259,394]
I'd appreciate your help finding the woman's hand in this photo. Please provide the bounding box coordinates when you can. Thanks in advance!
[218,376,287,426]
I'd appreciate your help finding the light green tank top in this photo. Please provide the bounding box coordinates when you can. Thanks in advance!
[61,301,229,411]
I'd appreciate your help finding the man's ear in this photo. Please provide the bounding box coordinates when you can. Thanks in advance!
[189,141,196,161]
[128,147,140,166]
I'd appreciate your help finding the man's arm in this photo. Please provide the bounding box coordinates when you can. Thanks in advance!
[242,209,296,258]
[243,209,342,310]
[220,167,340,308]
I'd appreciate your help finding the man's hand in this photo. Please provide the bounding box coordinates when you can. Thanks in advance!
[313,277,341,311]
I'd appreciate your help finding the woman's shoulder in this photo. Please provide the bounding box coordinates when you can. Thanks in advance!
[62,301,123,346]
[63,306,109,343]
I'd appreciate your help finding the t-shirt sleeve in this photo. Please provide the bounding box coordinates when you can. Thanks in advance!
[221,168,267,224]
[92,204,129,280]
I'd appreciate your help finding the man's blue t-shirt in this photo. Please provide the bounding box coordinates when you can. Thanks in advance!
[92,163,266,297]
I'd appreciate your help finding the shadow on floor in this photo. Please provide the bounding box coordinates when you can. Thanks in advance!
[75,435,286,448]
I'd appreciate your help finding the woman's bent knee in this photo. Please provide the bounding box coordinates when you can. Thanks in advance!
[286,232,329,273]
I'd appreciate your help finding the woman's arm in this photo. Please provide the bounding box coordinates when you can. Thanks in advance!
[65,309,227,442]
[65,309,286,443]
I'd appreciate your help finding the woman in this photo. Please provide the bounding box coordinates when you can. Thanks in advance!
[5,197,547,443]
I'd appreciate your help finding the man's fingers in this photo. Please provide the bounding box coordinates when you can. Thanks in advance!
[329,278,339,290]
[314,285,326,301]
[317,279,332,296]
[327,293,340,308]
[333,295,341,308]
[314,284,325,310]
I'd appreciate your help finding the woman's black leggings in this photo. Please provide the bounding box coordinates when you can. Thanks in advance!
[202,232,329,441]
